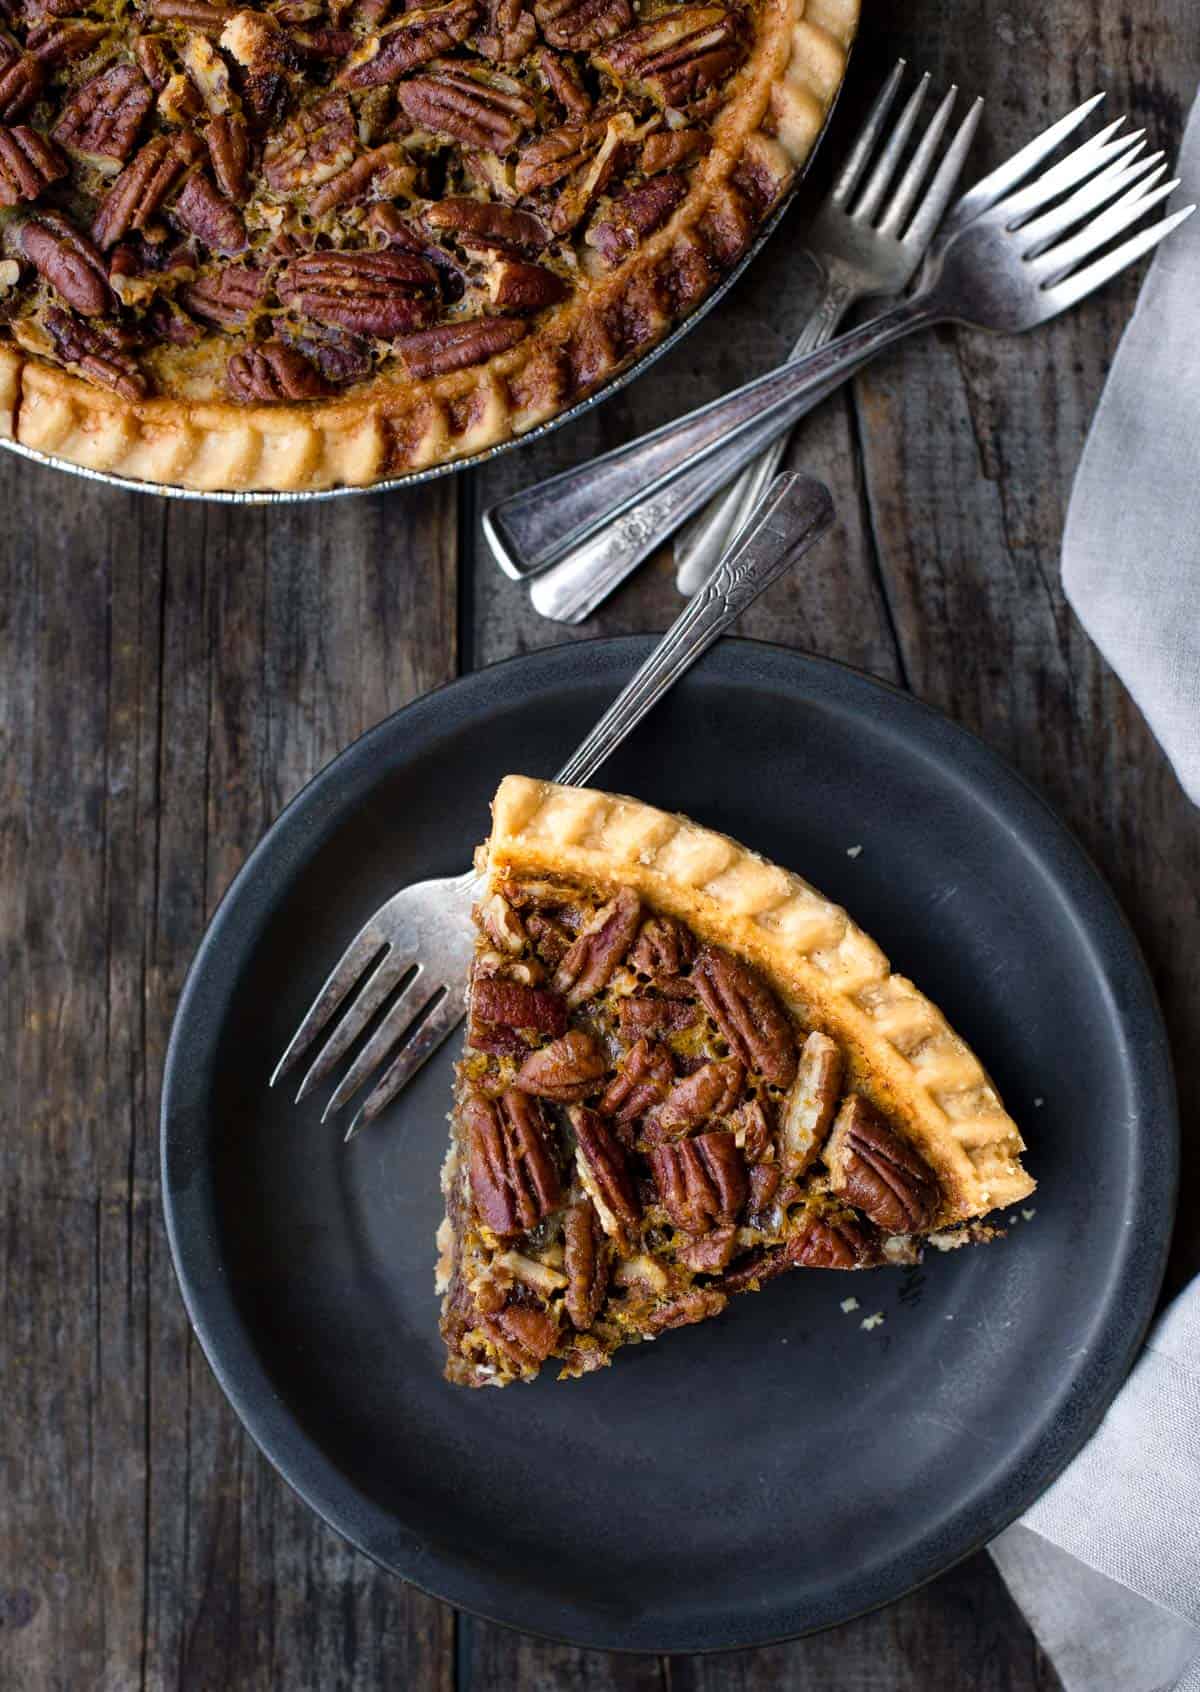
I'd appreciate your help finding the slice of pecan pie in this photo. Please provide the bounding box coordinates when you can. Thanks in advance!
[438,777,1036,1387]
[0,0,856,489]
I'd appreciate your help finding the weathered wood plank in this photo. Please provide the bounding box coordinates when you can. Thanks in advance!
[0,469,459,1692]
[461,1619,665,1692]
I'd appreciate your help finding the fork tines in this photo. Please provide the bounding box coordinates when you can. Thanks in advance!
[971,99,1194,308]
[830,60,983,249]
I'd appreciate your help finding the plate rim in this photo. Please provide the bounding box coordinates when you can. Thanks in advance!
[160,636,1179,1653]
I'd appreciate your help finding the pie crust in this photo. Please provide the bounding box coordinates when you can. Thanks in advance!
[487,777,1034,1220]
[0,0,858,491]
[437,778,1035,1388]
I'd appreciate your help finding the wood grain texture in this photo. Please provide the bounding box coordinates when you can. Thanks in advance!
[3,0,1199,1687]
[1,463,458,1692]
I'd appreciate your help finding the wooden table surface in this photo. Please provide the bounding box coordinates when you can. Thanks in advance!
[5,1,1199,1686]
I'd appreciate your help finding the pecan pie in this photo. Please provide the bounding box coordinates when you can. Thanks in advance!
[0,0,856,488]
[438,778,1036,1388]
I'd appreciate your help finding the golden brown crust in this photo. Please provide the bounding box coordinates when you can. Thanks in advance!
[484,776,1036,1224]
[8,0,858,492]
[0,343,20,439]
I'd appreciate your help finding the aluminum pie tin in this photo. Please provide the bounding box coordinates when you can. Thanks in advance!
[0,76,846,504]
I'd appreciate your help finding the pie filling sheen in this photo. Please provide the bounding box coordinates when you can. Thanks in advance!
[0,0,857,486]
[438,778,1035,1388]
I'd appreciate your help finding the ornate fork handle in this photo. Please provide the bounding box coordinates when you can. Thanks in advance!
[555,471,834,784]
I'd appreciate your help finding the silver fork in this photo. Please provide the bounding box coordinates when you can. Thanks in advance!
[484,95,1186,623]
[271,471,836,1137]
[673,61,982,596]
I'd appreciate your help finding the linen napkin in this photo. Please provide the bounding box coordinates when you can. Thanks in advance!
[988,1278,1200,1692]
[1008,85,1200,1689]
[1060,91,1200,803]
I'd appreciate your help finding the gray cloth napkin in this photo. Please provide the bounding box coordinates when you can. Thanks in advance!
[1005,85,1200,1690]
[1061,92,1200,803]
[988,1279,1200,1691]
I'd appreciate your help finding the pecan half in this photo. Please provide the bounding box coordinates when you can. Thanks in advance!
[628,914,697,979]
[53,64,152,171]
[147,0,233,32]
[336,0,479,89]
[745,1161,781,1220]
[720,1243,792,1294]
[600,1036,674,1122]
[597,6,742,106]
[588,170,685,265]
[641,1285,727,1333]
[652,1057,744,1138]
[0,45,41,120]
[616,994,696,1042]
[28,19,106,63]
[92,132,204,249]
[308,141,410,215]
[263,92,355,191]
[226,340,329,402]
[393,314,527,378]
[570,1105,640,1239]
[466,1087,561,1236]
[0,125,66,208]
[514,114,606,193]
[477,0,536,63]
[640,126,708,175]
[693,945,797,1088]
[17,212,111,315]
[533,0,630,50]
[291,24,357,60]
[825,1095,940,1233]
[205,112,249,202]
[515,1028,606,1101]
[552,888,641,1006]
[394,66,535,152]
[179,262,265,326]
[563,1199,608,1330]
[780,1029,842,1176]
[678,1222,737,1272]
[424,195,549,254]
[133,33,172,89]
[470,974,567,1038]
[791,1211,880,1269]
[277,320,373,386]
[278,249,440,336]
[44,305,147,399]
[484,1301,560,1367]
[490,256,569,315]
[534,45,591,118]
[651,1130,746,1232]
[171,169,247,254]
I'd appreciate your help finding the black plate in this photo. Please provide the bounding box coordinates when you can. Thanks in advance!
[161,639,1177,1653]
